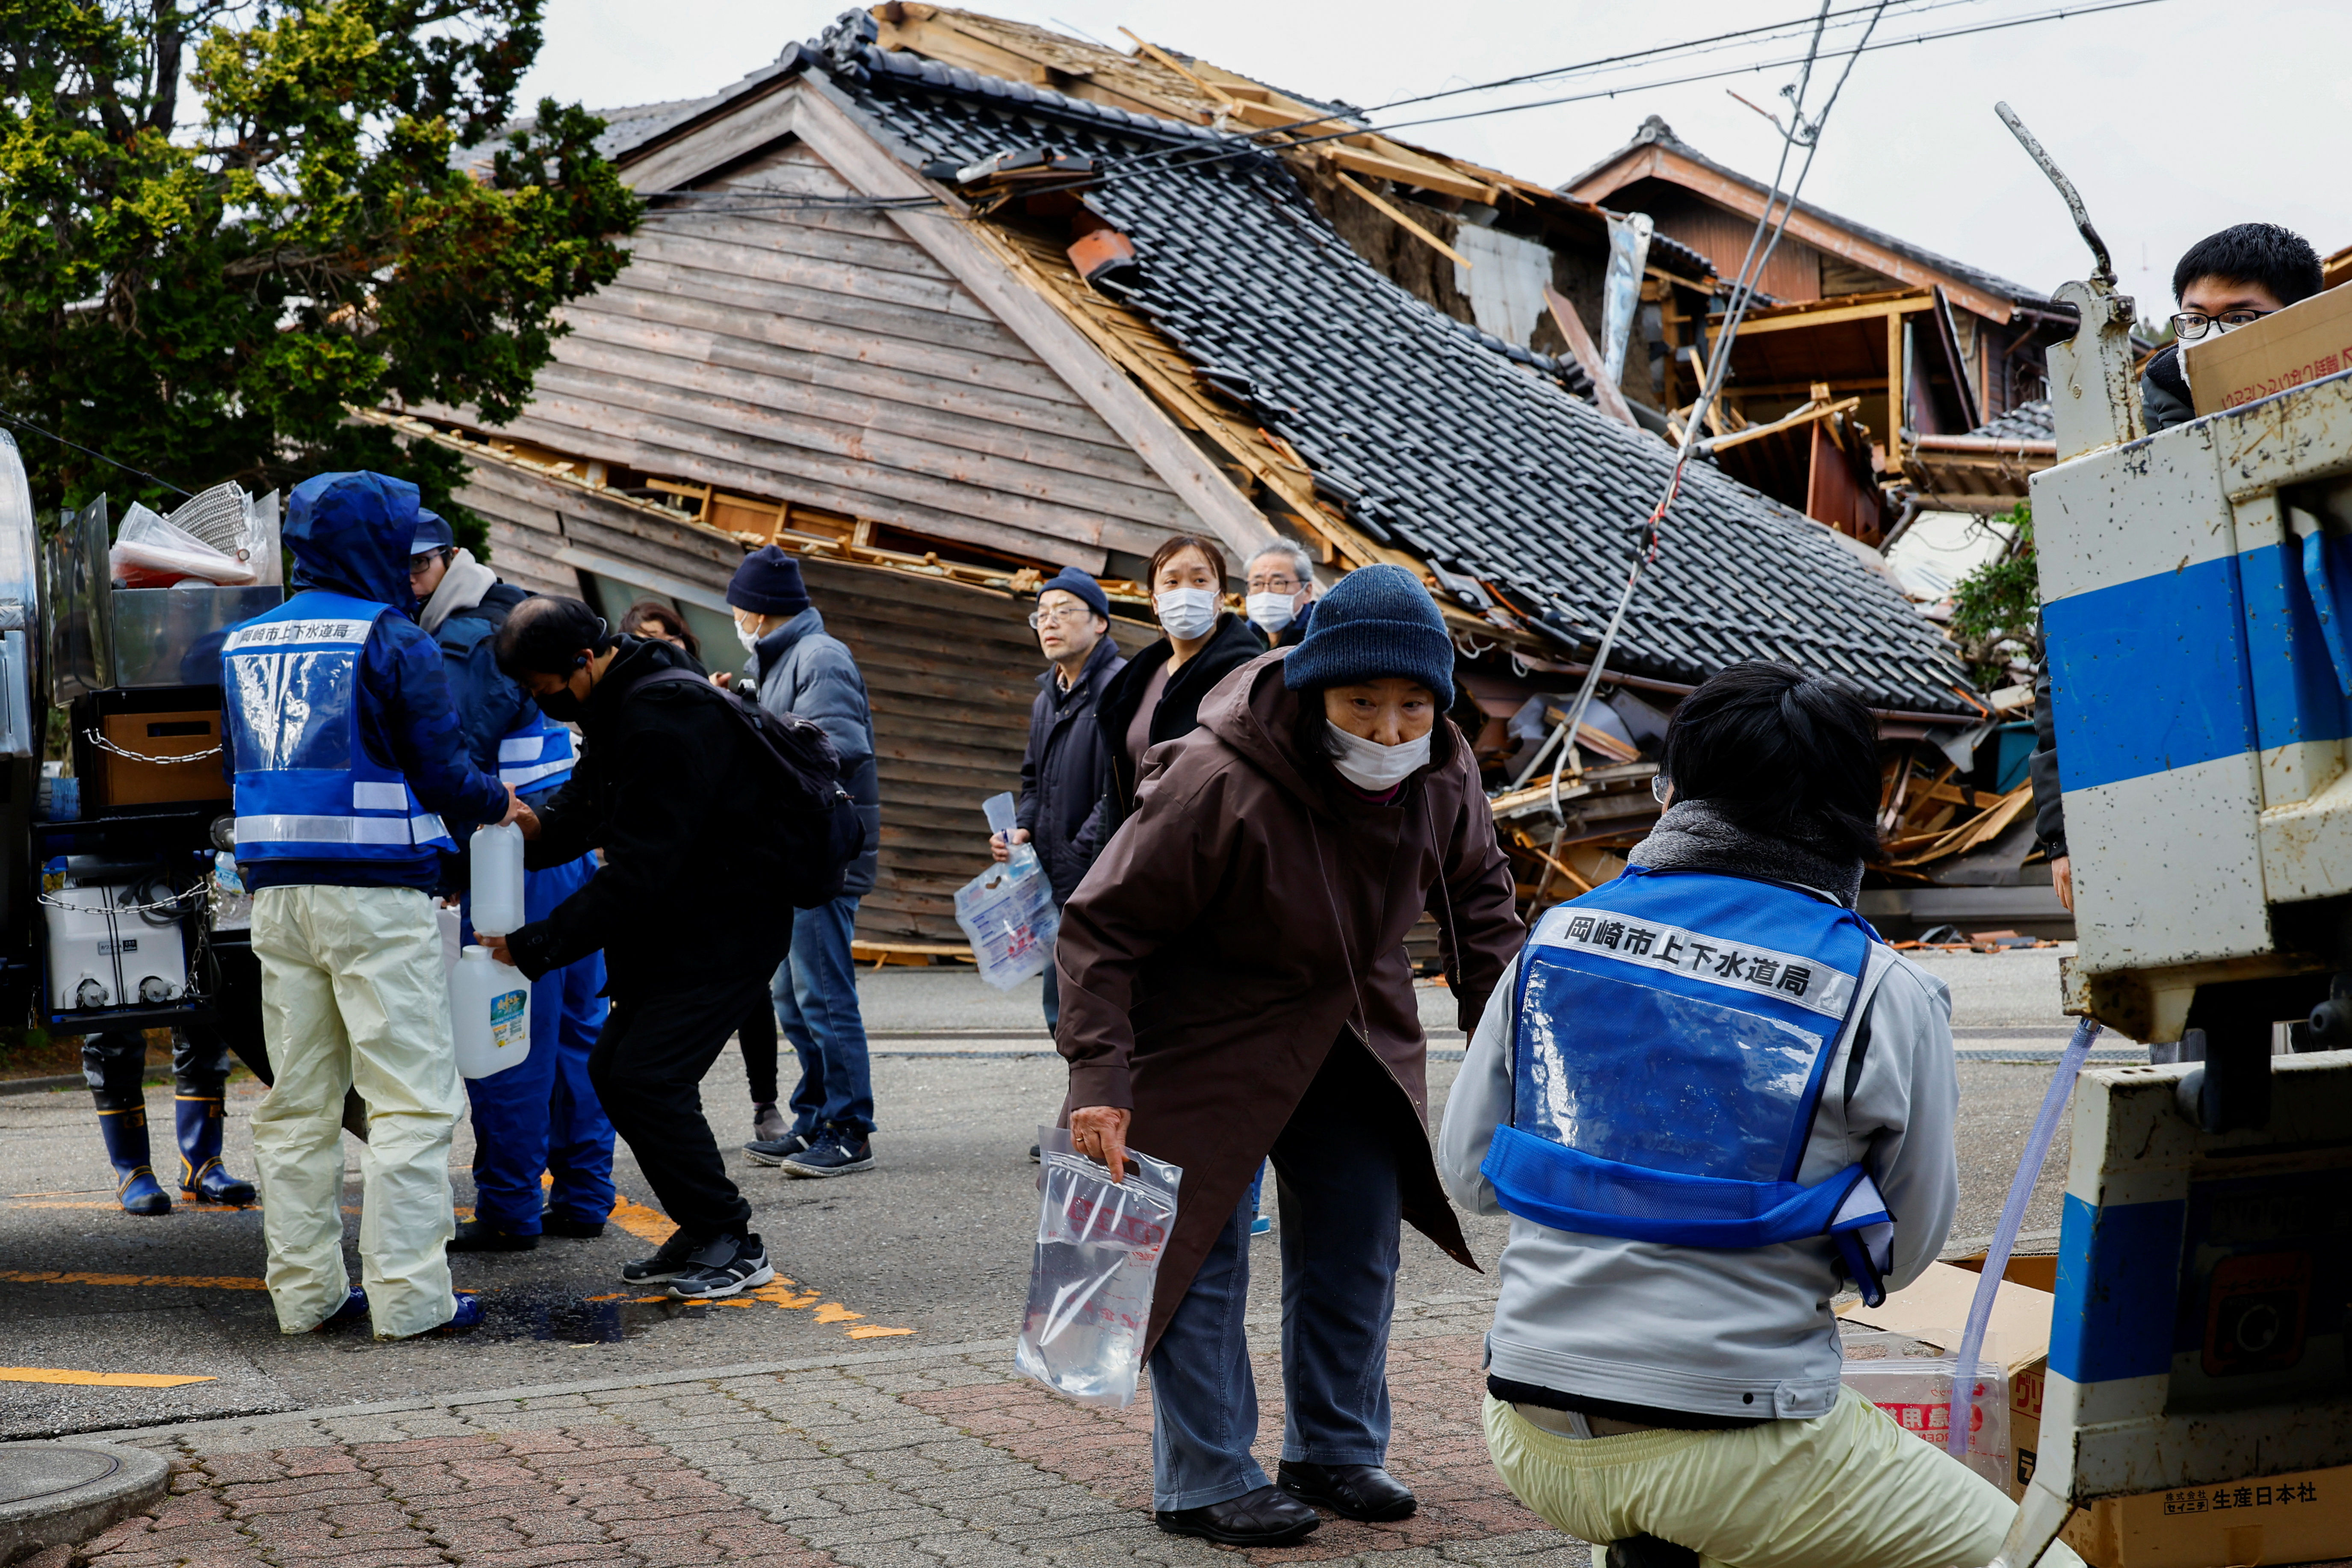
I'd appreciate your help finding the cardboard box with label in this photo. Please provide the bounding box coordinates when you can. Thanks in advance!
[2183,279,2352,416]
[1841,1261,2352,1568]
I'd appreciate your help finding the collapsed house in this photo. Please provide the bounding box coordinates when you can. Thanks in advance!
[384,8,2036,955]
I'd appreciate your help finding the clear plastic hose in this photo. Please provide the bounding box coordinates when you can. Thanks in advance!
[1947,1014,2101,1456]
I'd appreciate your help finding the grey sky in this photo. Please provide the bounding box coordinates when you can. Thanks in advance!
[520,0,2352,314]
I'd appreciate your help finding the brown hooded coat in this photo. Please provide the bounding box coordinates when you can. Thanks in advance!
[1053,650,1525,1355]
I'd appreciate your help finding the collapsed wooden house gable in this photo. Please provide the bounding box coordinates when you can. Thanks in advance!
[399,9,1978,950]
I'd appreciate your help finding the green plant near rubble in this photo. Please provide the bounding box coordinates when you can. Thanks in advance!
[0,0,641,552]
[1947,502,2040,691]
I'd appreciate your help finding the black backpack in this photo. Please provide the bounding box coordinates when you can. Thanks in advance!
[637,668,866,910]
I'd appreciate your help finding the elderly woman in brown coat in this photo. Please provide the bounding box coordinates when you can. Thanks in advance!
[1055,563,1523,1548]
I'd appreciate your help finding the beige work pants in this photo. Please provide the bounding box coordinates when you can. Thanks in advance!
[1484,1388,2087,1568]
[250,884,461,1340]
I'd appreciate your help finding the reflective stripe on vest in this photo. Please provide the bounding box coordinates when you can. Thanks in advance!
[1486,867,1897,1304]
[496,715,576,793]
[224,590,461,864]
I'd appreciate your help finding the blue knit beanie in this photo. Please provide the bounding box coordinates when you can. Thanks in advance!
[1037,565,1110,623]
[727,545,812,616]
[1282,563,1454,706]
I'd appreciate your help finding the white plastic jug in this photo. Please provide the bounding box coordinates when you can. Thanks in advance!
[470,821,525,936]
[451,945,531,1080]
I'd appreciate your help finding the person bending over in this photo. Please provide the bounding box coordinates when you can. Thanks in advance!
[1439,661,2086,1568]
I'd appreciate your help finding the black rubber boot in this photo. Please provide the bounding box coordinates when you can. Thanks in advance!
[175,1095,256,1205]
[97,1106,171,1216]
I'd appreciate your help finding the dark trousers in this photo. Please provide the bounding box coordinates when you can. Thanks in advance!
[736,1006,778,1104]
[588,974,767,1241]
[1146,1044,1404,1511]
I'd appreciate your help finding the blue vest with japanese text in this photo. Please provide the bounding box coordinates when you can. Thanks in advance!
[222,591,461,866]
[1483,865,1898,1304]
[494,709,576,801]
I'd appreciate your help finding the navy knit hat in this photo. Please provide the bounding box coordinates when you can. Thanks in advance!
[1282,563,1454,706]
[727,545,813,616]
[1037,565,1110,623]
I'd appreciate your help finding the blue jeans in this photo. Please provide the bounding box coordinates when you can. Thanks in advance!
[774,895,875,1140]
[1146,1045,1403,1511]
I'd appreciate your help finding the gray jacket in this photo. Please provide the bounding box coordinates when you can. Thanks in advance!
[745,608,881,897]
[1436,940,1959,1423]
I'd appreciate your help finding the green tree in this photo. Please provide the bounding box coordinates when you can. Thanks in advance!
[0,0,639,551]
[1947,501,2039,689]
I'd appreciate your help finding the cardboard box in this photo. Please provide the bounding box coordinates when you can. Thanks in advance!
[1845,1261,2352,1568]
[2184,280,2352,415]
[92,708,230,808]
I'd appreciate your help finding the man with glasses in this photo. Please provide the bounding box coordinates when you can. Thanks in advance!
[994,567,1125,1036]
[2030,224,2326,918]
[2139,223,2325,435]
[1243,542,1319,647]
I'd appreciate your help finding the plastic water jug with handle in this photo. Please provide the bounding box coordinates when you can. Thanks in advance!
[451,945,531,1079]
[470,821,525,936]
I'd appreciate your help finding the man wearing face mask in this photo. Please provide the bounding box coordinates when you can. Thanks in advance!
[1243,542,1318,648]
[488,596,793,1299]
[718,547,882,1179]
[1056,564,1523,1545]
[1093,534,1265,847]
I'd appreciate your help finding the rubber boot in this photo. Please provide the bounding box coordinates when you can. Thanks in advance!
[97,1107,171,1216]
[176,1095,256,1205]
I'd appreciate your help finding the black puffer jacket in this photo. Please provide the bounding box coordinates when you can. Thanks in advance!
[1092,611,1264,844]
[508,636,795,997]
[1014,635,1127,905]
[2142,343,2196,434]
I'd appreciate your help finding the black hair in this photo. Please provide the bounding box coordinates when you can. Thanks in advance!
[495,596,614,678]
[2173,223,2324,307]
[618,597,699,660]
[1661,661,1881,862]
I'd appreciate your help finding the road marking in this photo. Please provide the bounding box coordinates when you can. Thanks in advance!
[598,1191,916,1339]
[0,1367,217,1388]
[0,1269,266,1290]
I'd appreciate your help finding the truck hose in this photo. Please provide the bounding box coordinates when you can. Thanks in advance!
[1947,1014,2101,1459]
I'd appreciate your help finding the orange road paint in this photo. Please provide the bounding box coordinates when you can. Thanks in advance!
[845,1326,916,1339]
[0,1367,218,1387]
[812,1303,862,1324]
[0,1270,266,1290]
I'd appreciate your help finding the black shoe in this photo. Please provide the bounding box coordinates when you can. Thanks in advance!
[744,1132,810,1167]
[448,1219,538,1253]
[1028,1144,1041,1164]
[1607,1537,1701,1568]
[543,1214,606,1239]
[665,1233,775,1299]
[621,1228,702,1285]
[1156,1486,1320,1546]
[780,1132,874,1178]
[1277,1460,1418,1522]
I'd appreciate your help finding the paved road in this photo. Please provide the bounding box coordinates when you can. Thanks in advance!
[0,952,2092,1440]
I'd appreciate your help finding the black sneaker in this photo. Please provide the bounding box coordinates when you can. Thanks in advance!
[744,1132,811,1167]
[665,1233,775,1299]
[780,1132,875,1179]
[448,1219,538,1253]
[620,1228,702,1285]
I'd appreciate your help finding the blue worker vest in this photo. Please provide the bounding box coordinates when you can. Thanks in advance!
[1483,866,1899,1305]
[222,591,461,865]
[495,709,576,800]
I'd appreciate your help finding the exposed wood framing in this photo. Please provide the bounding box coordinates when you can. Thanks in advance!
[1542,284,1635,428]
[1334,171,1469,270]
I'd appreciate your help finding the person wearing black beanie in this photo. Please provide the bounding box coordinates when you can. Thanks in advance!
[1051,561,1523,1546]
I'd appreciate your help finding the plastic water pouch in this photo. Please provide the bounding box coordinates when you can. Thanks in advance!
[1841,1331,2010,1491]
[954,860,1059,990]
[1014,1125,1182,1408]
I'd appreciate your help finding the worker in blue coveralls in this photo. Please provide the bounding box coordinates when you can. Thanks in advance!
[225,470,522,1340]
[407,509,615,1252]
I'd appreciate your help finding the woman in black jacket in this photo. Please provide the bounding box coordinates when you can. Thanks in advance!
[1091,534,1265,845]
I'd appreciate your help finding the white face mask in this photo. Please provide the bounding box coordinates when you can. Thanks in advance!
[1155,587,1220,641]
[1325,723,1431,791]
[1245,592,1297,634]
[734,611,763,653]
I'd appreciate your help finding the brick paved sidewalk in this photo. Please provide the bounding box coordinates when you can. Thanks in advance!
[21,1313,1593,1568]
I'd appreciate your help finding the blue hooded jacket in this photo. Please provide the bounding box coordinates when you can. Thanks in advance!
[221,472,509,892]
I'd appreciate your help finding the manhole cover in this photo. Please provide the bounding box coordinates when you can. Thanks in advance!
[0,1447,121,1507]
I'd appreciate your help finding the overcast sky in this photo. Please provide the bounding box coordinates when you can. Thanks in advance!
[518,0,2352,312]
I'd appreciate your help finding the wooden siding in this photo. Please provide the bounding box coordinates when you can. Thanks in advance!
[451,457,1160,948]
[1649,192,1821,305]
[425,135,1203,571]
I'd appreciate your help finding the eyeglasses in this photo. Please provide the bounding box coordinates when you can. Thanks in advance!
[2172,309,2274,342]
[1027,606,1094,629]
[1247,575,1303,594]
[408,551,446,573]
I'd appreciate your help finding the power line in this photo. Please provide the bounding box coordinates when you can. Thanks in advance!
[0,409,191,499]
